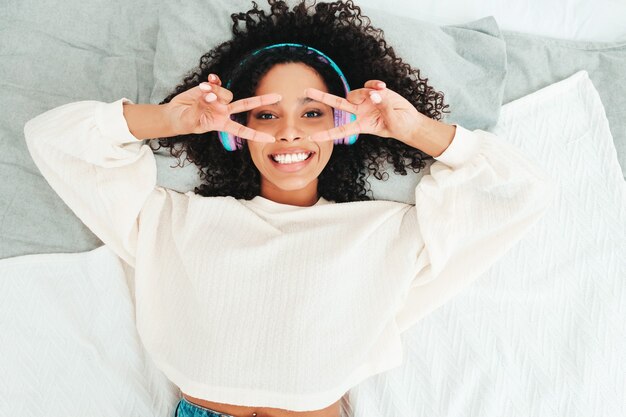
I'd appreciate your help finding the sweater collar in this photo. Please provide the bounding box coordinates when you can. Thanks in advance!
[249,195,332,208]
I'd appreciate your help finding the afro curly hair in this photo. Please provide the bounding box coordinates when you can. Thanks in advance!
[149,0,450,203]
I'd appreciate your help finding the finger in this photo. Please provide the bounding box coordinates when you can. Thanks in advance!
[203,92,217,103]
[368,89,391,111]
[199,82,233,104]
[304,88,359,115]
[223,119,275,143]
[208,73,222,86]
[228,93,282,114]
[369,90,383,104]
[363,79,386,90]
[345,88,372,106]
[309,120,363,142]
[367,90,394,130]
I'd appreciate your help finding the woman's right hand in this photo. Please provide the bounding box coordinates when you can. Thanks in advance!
[164,73,281,143]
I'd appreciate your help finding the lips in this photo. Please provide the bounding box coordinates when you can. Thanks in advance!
[268,151,315,172]
[268,148,315,157]
[269,151,314,162]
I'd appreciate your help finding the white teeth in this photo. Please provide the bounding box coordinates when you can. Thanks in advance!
[271,152,312,164]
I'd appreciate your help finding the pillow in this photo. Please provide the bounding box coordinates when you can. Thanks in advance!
[501,30,626,179]
[1,0,158,260]
[355,0,626,42]
[149,0,507,195]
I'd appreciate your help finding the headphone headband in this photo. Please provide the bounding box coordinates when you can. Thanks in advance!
[217,42,358,151]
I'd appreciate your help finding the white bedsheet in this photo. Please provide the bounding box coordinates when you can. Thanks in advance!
[356,0,626,42]
[347,71,626,417]
[0,71,624,417]
[0,246,179,416]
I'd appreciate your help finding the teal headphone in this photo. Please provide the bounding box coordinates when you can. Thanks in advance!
[218,42,359,151]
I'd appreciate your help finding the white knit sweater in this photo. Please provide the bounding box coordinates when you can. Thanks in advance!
[24,97,555,412]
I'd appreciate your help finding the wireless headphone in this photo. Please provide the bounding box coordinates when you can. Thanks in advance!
[217,42,359,151]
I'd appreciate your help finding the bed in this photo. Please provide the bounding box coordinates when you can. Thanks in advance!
[1,1,624,416]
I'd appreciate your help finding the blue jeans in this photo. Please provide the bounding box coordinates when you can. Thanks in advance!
[175,396,350,417]
[174,397,236,417]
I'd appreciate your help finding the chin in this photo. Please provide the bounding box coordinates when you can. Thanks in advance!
[268,176,314,190]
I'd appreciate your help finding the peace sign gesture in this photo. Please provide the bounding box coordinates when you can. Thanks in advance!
[303,80,429,144]
[165,73,281,142]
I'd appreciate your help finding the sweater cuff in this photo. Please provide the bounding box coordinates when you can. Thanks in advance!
[95,97,141,145]
[433,124,481,169]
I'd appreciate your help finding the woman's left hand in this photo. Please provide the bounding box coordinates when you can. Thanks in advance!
[303,80,429,143]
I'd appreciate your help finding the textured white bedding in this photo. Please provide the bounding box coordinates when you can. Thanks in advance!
[0,247,178,416]
[1,71,623,417]
[356,0,626,42]
[347,70,626,417]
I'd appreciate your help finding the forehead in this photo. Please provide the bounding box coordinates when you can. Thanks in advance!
[255,62,328,94]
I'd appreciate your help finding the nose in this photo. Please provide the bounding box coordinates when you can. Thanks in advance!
[275,119,307,143]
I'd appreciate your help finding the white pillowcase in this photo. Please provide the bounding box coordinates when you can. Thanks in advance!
[356,0,626,42]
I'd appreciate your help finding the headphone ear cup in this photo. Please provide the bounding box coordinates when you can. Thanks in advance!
[346,112,359,145]
[218,130,235,151]
[219,114,246,151]
[333,108,344,146]
[333,108,358,145]
[233,113,247,150]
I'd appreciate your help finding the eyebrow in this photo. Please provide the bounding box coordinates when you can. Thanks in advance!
[266,97,320,107]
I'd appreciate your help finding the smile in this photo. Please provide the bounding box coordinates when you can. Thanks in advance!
[268,152,315,172]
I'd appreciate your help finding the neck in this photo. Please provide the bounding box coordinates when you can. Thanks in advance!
[260,180,319,207]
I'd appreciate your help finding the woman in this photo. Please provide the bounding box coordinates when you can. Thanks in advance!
[23,1,554,416]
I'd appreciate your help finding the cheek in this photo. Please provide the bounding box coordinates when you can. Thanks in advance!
[246,145,264,166]
[321,144,334,162]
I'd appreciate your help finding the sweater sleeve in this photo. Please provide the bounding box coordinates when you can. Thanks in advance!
[394,125,556,333]
[23,98,157,268]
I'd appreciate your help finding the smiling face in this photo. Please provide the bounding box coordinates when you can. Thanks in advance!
[246,62,335,207]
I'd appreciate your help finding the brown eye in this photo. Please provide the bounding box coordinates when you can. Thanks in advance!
[304,110,323,118]
[256,113,275,120]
